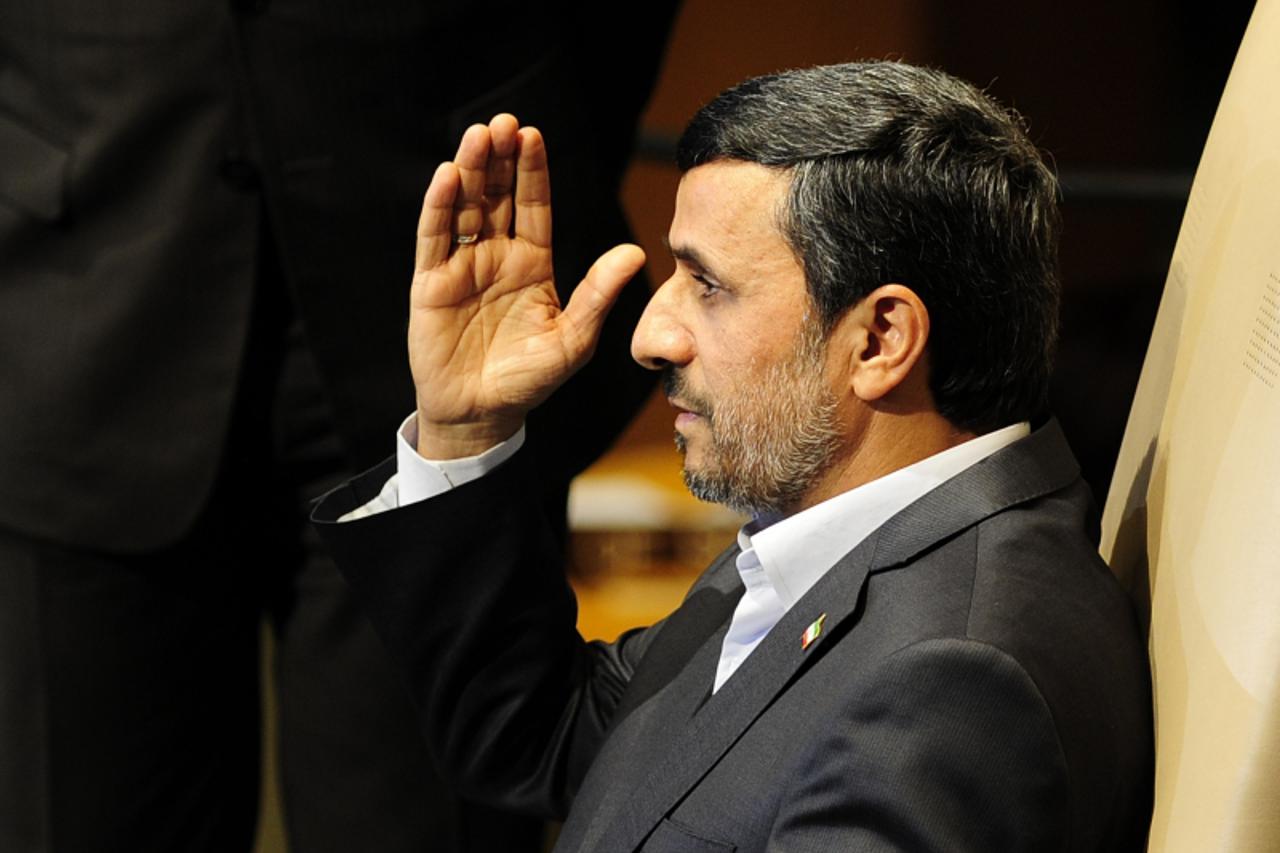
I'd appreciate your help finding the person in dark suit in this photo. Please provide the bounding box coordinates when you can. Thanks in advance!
[314,63,1154,851]
[0,3,674,851]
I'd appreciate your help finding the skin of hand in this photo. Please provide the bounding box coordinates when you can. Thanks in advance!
[408,113,647,460]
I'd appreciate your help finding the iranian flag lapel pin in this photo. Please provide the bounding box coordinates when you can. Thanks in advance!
[801,613,827,651]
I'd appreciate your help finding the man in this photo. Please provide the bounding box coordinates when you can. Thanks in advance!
[314,62,1154,851]
[0,4,670,850]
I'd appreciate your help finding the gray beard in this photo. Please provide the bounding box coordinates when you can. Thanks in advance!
[670,324,842,516]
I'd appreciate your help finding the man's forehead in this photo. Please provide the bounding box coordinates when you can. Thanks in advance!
[668,161,791,257]
[673,160,789,214]
[662,160,809,306]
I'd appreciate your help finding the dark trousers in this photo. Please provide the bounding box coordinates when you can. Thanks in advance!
[0,240,541,852]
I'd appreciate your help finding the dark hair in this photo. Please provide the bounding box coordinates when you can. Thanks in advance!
[676,61,1061,434]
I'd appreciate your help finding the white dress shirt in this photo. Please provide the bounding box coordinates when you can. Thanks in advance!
[713,421,1028,691]
[342,415,1029,693]
[338,414,525,521]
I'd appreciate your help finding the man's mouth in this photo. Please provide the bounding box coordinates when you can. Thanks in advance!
[663,369,711,430]
[674,408,702,430]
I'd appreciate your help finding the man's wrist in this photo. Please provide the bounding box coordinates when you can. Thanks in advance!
[414,413,524,460]
[399,415,526,507]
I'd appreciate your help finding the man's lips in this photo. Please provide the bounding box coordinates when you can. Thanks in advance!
[669,398,704,430]
[663,367,711,430]
[675,411,701,429]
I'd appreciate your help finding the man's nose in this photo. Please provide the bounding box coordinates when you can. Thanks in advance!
[631,276,694,371]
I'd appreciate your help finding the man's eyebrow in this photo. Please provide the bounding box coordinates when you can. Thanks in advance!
[661,237,713,274]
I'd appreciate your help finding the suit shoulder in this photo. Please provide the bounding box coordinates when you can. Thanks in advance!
[963,479,1137,663]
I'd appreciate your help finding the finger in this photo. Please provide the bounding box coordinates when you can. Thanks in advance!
[483,114,519,236]
[559,244,647,365]
[514,127,552,248]
[452,123,490,240]
[416,162,461,271]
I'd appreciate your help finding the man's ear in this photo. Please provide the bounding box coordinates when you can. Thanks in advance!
[840,284,930,402]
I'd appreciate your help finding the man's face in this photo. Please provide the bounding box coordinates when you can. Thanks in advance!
[631,161,845,516]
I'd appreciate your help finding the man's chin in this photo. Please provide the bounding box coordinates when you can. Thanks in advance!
[674,434,708,474]
[681,467,717,506]
[673,429,700,461]
[679,453,730,502]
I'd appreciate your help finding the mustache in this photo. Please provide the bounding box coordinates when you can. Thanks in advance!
[662,368,714,419]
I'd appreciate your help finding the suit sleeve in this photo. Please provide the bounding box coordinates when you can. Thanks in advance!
[767,638,1072,853]
[312,450,661,819]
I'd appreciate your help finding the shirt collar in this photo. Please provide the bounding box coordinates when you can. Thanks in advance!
[737,421,1030,608]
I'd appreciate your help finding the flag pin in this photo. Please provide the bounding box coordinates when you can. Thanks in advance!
[801,614,827,650]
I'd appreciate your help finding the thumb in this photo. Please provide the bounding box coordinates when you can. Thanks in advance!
[559,243,646,364]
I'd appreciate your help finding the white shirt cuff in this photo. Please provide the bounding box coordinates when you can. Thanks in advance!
[338,413,526,521]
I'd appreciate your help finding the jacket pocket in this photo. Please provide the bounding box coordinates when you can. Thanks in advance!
[640,817,737,853]
[0,111,68,221]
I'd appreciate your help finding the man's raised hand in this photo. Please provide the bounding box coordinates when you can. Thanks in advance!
[408,114,645,459]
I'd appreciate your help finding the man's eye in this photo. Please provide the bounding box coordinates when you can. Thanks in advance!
[692,274,720,297]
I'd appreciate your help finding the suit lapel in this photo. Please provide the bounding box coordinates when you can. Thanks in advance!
[592,420,1080,853]
[592,533,879,853]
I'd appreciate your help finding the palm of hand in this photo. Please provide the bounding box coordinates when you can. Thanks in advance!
[405,115,644,458]
[410,235,568,426]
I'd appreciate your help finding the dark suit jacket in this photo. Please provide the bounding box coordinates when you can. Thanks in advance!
[0,0,671,551]
[313,419,1154,852]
